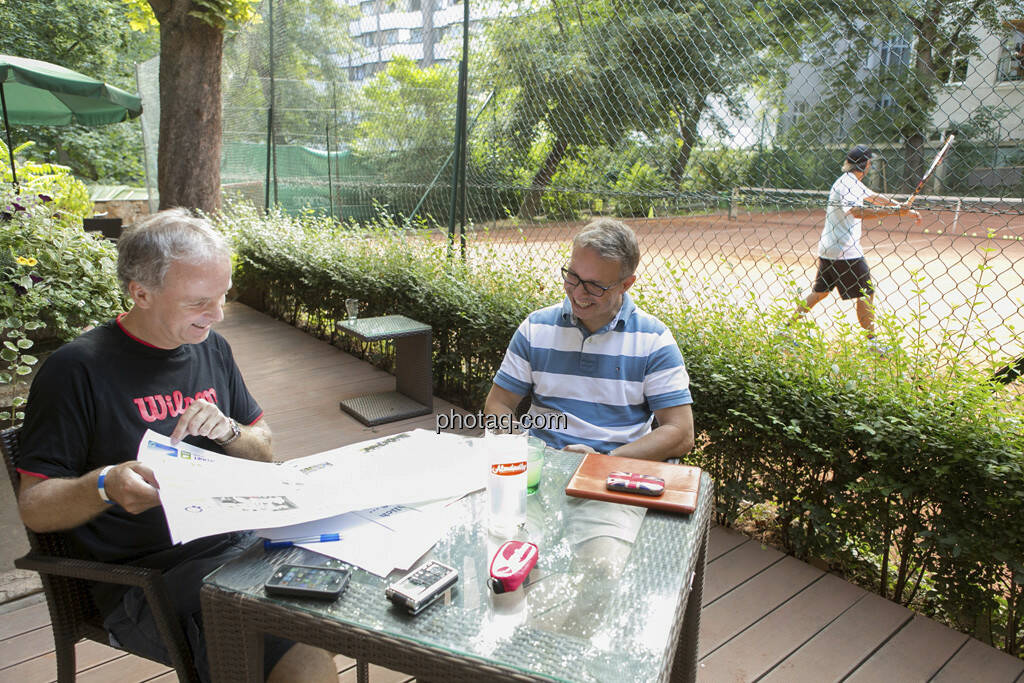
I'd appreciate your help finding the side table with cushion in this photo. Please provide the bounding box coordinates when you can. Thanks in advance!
[336,314,433,426]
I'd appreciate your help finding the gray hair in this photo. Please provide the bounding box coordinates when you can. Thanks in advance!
[117,208,230,294]
[572,218,640,278]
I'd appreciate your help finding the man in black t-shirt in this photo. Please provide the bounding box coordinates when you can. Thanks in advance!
[16,209,336,683]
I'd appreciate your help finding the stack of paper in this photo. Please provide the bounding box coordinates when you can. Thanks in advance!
[137,429,487,575]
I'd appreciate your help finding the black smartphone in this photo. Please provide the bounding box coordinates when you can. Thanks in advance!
[606,471,666,497]
[264,564,351,600]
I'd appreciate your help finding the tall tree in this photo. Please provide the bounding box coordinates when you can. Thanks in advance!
[485,7,634,218]
[124,1,259,212]
[353,57,457,177]
[221,0,357,146]
[605,0,779,186]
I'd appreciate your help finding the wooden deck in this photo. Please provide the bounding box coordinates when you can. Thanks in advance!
[1,302,1022,682]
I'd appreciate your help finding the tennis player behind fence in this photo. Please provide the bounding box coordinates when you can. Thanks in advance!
[792,145,920,344]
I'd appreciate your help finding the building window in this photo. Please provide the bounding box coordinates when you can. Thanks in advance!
[410,28,423,43]
[996,30,1024,82]
[360,0,375,16]
[408,0,421,10]
[351,65,366,81]
[879,39,911,72]
[874,93,896,110]
[440,24,461,40]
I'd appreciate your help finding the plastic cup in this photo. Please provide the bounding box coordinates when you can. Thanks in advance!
[526,436,545,495]
[487,432,528,537]
[345,298,359,323]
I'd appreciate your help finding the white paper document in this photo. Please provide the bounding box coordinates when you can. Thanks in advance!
[257,499,460,577]
[137,428,486,546]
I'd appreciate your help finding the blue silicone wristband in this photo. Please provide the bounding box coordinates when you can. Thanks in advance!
[97,465,116,505]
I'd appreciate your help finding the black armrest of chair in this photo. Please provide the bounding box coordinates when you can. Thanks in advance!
[15,552,165,586]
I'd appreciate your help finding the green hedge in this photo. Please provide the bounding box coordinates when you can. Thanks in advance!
[222,203,1024,658]
[220,202,563,405]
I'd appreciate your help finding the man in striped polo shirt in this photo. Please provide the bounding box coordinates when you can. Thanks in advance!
[484,218,694,461]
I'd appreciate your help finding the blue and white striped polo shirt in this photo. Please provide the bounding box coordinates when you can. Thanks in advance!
[493,293,692,453]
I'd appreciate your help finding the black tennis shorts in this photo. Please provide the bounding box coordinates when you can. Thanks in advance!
[812,257,874,299]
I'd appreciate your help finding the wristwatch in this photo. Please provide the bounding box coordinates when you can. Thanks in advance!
[215,418,241,446]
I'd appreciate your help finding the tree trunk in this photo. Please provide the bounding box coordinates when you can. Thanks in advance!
[151,1,224,212]
[421,0,435,68]
[669,99,706,186]
[902,132,925,192]
[518,136,568,219]
[902,31,938,192]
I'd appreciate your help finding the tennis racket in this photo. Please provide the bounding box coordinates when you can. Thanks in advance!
[906,134,955,206]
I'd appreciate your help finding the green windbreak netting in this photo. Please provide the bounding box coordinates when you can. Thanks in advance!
[221,142,376,220]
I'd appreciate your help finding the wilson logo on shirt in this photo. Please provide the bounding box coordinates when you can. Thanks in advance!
[133,388,218,422]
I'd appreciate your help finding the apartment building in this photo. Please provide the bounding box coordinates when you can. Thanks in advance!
[341,0,500,82]
[778,18,1024,149]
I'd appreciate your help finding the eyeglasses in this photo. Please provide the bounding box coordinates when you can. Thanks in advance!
[560,266,620,297]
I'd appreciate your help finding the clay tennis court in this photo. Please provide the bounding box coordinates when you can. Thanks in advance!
[460,195,1024,366]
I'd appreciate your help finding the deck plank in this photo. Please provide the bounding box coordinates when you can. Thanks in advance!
[707,525,746,562]
[931,637,1024,682]
[703,538,784,605]
[697,572,864,682]
[0,599,48,640]
[845,614,969,682]
[0,625,61,668]
[72,652,170,682]
[761,591,910,683]
[699,555,822,656]
[0,637,126,683]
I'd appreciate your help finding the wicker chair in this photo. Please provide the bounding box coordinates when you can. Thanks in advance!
[1,427,200,682]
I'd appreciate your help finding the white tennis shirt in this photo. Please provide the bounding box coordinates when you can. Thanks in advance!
[818,172,873,260]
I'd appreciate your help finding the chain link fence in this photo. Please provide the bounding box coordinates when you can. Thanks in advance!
[196,0,1024,368]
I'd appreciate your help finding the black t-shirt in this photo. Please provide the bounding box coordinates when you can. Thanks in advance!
[17,315,263,610]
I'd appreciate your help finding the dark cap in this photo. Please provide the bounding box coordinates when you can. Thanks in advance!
[845,145,874,168]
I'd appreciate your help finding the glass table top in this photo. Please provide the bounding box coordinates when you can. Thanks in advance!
[335,314,431,341]
[204,448,712,682]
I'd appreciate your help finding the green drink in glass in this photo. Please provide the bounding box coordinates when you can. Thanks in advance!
[526,437,545,495]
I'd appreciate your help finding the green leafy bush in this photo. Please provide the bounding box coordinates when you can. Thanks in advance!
[219,200,562,405]
[541,156,596,220]
[634,269,1024,657]
[613,161,664,217]
[0,189,124,420]
[1,140,93,222]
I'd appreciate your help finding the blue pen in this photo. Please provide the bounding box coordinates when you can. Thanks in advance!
[263,533,341,550]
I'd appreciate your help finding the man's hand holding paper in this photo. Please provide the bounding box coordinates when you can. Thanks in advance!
[102,462,161,514]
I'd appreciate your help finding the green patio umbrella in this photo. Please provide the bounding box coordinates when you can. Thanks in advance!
[0,54,143,188]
